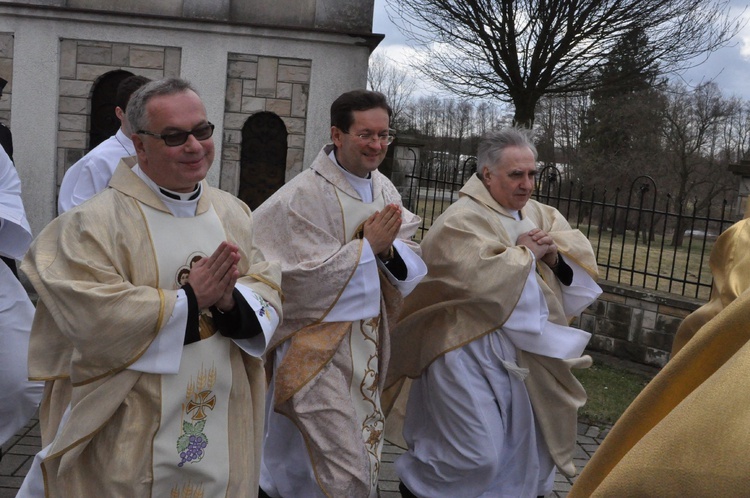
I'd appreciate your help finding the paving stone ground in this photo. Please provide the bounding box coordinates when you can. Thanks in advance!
[1,415,608,498]
[378,422,609,498]
[0,417,39,498]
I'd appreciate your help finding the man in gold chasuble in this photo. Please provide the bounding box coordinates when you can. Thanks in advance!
[18,78,282,498]
[570,218,750,497]
[385,128,601,498]
[254,90,427,498]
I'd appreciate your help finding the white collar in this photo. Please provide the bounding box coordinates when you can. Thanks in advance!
[328,149,373,203]
[133,164,202,217]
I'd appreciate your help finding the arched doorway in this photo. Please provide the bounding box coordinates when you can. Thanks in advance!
[89,70,133,151]
[239,112,288,210]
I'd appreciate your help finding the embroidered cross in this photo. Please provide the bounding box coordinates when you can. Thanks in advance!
[186,390,216,420]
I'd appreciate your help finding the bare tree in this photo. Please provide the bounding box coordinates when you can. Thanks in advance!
[410,95,442,139]
[385,0,745,128]
[475,101,499,138]
[721,97,750,163]
[660,82,738,244]
[367,51,416,130]
[535,93,590,177]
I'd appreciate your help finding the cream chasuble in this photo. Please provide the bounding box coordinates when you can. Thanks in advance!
[20,162,282,498]
[266,186,387,498]
[141,203,232,498]
[385,174,601,482]
[257,146,425,498]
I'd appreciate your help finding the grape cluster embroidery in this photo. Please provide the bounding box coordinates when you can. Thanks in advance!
[177,422,209,467]
[253,291,273,322]
[177,364,216,467]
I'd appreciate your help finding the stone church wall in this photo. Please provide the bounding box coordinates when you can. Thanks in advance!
[0,3,377,235]
[221,54,311,194]
[0,33,11,127]
[2,0,374,32]
[56,40,181,189]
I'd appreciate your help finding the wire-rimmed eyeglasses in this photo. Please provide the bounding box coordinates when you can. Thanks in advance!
[345,130,397,145]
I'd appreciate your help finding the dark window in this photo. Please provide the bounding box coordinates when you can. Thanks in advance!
[239,112,288,210]
[89,70,133,151]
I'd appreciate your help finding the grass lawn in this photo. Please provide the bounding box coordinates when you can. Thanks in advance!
[584,229,715,300]
[574,359,653,426]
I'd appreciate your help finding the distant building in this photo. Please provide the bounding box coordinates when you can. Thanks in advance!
[0,0,382,233]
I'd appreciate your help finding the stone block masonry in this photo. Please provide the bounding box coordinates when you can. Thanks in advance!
[578,281,701,368]
[220,54,310,195]
[0,32,12,126]
[56,39,181,189]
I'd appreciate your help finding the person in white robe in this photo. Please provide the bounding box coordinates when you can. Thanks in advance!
[253,90,427,498]
[0,145,43,448]
[57,75,150,214]
[18,78,282,498]
[384,128,601,498]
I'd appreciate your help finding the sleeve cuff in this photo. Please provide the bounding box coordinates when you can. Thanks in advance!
[210,288,262,340]
[181,283,201,345]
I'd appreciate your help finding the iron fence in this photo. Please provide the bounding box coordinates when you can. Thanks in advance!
[402,156,478,237]
[403,160,738,300]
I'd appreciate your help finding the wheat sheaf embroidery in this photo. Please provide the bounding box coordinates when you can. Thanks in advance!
[170,480,205,498]
[177,364,217,467]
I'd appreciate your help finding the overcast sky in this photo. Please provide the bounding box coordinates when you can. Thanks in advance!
[372,0,750,102]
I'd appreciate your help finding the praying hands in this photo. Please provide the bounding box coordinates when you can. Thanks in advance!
[364,203,402,258]
[188,241,240,311]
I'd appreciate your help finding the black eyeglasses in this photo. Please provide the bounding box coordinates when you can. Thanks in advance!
[137,122,215,147]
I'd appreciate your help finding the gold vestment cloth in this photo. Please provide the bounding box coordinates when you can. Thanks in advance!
[22,163,282,497]
[569,218,750,496]
[384,174,599,476]
[254,146,421,496]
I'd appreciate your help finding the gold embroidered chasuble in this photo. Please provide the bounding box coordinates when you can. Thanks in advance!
[384,174,599,477]
[253,146,421,497]
[671,218,750,355]
[570,218,750,496]
[22,162,282,497]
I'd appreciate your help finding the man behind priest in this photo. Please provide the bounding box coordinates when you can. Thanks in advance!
[58,74,151,214]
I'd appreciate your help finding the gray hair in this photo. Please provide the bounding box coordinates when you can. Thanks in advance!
[477,128,538,173]
[126,77,199,133]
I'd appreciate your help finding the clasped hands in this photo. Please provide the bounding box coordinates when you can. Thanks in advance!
[188,205,403,312]
[517,228,559,268]
[363,203,402,258]
[187,241,240,311]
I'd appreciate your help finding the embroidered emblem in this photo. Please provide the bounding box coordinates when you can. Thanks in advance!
[253,291,273,322]
[359,318,384,490]
[177,364,217,467]
[170,481,205,498]
[175,252,206,289]
[187,390,216,420]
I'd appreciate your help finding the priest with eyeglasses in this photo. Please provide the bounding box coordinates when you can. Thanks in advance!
[254,89,427,498]
[18,77,282,497]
